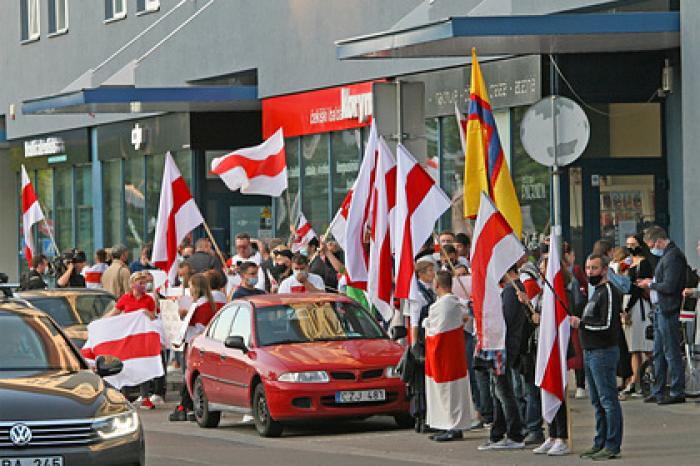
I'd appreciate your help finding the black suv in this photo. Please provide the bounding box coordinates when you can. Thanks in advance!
[0,302,145,465]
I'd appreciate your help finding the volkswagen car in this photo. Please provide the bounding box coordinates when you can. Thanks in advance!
[0,302,144,465]
[185,293,411,437]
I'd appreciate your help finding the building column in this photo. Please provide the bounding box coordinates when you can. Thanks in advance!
[91,127,104,250]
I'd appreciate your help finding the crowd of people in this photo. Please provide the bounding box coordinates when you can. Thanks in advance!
[17,223,700,460]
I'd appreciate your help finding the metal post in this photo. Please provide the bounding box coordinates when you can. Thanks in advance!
[396,80,403,145]
[551,94,562,246]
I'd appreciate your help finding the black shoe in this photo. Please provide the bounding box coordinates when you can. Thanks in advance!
[657,395,686,405]
[433,430,463,442]
[428,430,446,440]
[169,406,187,422]
[643,394,659,403]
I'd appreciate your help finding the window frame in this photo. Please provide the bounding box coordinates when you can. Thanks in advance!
[137,0,160,15]
[20,0,41,43]
[48,0,69,37]
[105,0,127,23]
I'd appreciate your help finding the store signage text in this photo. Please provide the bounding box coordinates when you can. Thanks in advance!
[24,137,65,158]
[340,88,372,123]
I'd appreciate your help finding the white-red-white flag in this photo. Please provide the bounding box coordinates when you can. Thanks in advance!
[394,144,451,302]
[329,190,352,248]
[470,192,526,350]
[344,121,379,289]
[81,311,165,389]
[210,128,287,197]
[535,232,570,423]
[367,137,397,321]
[291,212,317,253]
[21,165,45,266]
[152,153,204,285]
[455,101,467,155]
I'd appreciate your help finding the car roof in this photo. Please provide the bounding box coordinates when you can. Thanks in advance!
[16,289,116,299]
[235,292,354,308]
[0,301,49,318]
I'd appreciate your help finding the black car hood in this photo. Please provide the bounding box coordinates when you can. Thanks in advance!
[0,370,130,421]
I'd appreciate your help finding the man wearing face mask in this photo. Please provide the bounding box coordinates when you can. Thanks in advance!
[637,226,688,405]
[231,233,266,291]
[569,254,623,460]
[278,254,325,294]
[232,262,267,299]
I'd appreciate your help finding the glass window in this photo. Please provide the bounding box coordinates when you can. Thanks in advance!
[36,169,54,256]
[331,130,362,214]
[49,0,68,34]
[230,306,251,346]
[146,153,165,241]
[75,165,93,255]
[26,297,78,327]
[137,0,159,13]
[211,306,237,342]
[20,0,41,41]
[105,0,126,20]
[275,138,300,235]
[599,175,656,247]
[426,118,439,183]
[124,156,146,258]
[301,134,329,233]
[102,159,122,248]
[54,167,73,251]
[173,151,192,186]
[76,295,115,324]
[582,103,662,159]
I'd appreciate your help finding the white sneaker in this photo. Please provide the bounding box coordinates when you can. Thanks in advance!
[533,438,555,454]
[477,440,498,451]
[241,414,255,424]
[150,394,165,405]
[134,396,144,404]
[492,438,525,450]
[547,439,571,456]
[575,388,587,399]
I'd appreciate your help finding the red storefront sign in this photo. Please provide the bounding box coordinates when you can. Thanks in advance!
[262,81,378,138]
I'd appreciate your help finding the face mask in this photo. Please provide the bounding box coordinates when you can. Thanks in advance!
[246,277,258,287]
[271,264,288,277]
[588,274,603,287]
[650,248,664,257]
[295,270,308,281]
[299,248,309,257]
[145,283,154,292]
[133,283,146,294]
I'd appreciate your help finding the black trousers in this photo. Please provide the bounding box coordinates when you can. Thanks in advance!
[548,401,568,439]
[490,369,525,443]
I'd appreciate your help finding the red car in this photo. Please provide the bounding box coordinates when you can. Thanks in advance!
[185,293,411,437]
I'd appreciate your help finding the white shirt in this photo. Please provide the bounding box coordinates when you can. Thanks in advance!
[278,272,325,294]
[407,280,433,327]
[232,251,266,291]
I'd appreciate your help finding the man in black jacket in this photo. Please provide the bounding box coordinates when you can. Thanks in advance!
[185,238,222,275]
[638,226,687,404]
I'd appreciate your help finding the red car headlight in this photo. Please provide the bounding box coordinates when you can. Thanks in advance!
[277,371,330,383]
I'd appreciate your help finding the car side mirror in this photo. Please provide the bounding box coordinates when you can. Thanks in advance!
[224,335,248,353]
[95,355,123,377]
[389,326,407,341]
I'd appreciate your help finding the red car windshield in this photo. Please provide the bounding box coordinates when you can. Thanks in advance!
[255,301,385,346]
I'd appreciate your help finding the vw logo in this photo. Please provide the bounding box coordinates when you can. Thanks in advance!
[9,424,32,447]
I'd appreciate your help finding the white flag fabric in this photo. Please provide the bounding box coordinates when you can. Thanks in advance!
[535,232,571,423]
[329,191,351,249]
[424,294,471,430]
[291,212,317,253]
[210,128,288,197]
[81,311,165,389]
[470,192,526,350]
[21,165,46,266]
[343,121,379,289]
[454,101,467,155]
[151,152,204,285]
[393,144,451,302]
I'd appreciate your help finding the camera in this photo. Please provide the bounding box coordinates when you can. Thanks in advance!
[50,249,87,277]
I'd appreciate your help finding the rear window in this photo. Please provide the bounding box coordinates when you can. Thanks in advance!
[76,295,115,323]
[27,297,78,327]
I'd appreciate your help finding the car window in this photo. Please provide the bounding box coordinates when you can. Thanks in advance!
[0,314,84,371]
[211,306,238,342]
[27,297,79,327]
[230,306,251,346]
[76,295,116,323]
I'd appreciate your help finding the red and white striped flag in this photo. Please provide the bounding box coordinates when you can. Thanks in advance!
[535,232,570,423]
[81,311,165,389]
[83,263,108,289]
[454,101,467,155]
[470,192,526,350]
[329,190,352,248]
[343,121,379,289]
[367,137,397,321]
[152,153,204,285]
[394,144,451,302]
[21,165,45,266]
[291,212,317,253]
[210,128,287,197]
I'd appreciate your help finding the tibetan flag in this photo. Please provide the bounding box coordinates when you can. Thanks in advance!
[464,48,522,237]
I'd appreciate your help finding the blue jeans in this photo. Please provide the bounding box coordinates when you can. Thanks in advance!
[584,347,623,454]
[652,309,685,398]
[520,375,543,436]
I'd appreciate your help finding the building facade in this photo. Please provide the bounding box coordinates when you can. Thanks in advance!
[0,0,693,279]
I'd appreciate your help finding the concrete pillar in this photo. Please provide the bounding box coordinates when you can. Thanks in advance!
[0,151,19,280]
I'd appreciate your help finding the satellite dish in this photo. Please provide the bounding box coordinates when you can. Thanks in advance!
[520,96,590,167]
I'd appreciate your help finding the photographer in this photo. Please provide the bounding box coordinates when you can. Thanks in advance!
[56,250,87,288]
[20,254,49,290]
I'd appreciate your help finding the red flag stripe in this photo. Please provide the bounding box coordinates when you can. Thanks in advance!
[81,332,162,361]
[296,221,313,238]
[425,326,468,383]
[22,184,38,215]
[154,176,195,274]
[211,146,286,178]
[539,269,568,400]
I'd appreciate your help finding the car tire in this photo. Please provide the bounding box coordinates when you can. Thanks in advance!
[394,413,414,429]
[193,375,221,428]
[252,383,283,437]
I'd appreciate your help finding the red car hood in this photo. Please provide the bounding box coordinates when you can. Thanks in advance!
[261,338,403,372]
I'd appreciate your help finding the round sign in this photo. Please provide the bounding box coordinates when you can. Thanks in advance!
[520,96,590,167]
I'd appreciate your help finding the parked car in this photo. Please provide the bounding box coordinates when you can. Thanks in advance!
[186,293,411,437]
[0,302,144,465]
[15,289,117,348]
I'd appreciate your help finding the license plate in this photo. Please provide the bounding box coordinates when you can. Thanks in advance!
[335,389,386,403]
[0,458,63,466]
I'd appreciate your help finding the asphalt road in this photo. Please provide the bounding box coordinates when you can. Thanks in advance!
[140,396,700,466]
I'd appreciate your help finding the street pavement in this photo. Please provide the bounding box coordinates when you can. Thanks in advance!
[140,394,700,466]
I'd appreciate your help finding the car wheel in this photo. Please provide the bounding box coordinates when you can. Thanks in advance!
[193,375,220,428]
[252,383,283,437]
[394,413,414,429]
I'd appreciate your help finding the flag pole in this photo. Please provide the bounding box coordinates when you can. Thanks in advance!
[201,220,227,270]
[36,199,61,257]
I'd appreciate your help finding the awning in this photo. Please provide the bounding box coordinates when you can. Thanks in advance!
[336,11,680,60]
[22,85,259,115]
